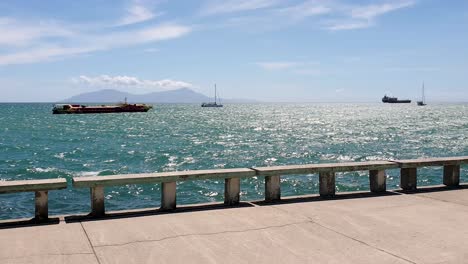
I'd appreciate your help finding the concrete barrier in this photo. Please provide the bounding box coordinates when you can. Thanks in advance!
[72,161,403,215]
[0,179,67,221]
[253,161,399,198]
[2,157,466,220]
[72,168,256,216]
[394,156,468,190]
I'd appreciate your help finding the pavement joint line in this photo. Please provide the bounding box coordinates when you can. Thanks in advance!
[92,220,312,248]
[80,222,102,264]
[270,203,418,264]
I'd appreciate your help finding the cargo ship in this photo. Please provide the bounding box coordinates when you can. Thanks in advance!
[52,99,152,114]
[382,95,411,104]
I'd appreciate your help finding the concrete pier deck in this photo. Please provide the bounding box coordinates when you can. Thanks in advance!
[2,186,468,264]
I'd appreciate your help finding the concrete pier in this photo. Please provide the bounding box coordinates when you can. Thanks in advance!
[400,168,417,190]
[2,186,468,264]
[224,178,240,205]
[443,165,460,186]
[319,171,335,197]
[369,169,386,193]
[161,182,177,211]
[90,186,105,217]
[34,191,48,221]
[264,175,281,201]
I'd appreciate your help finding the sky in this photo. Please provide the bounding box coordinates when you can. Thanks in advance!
[0,0,467,102]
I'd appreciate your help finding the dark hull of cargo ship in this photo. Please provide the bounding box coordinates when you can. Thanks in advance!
[382,95,411,104]
[383,100,411,103]
[52,104,152,114]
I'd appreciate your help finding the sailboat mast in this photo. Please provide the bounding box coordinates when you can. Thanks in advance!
[215,84,217,104]
[422,82,425,103]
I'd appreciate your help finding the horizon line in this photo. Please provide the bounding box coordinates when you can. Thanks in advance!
[1,101,468,104]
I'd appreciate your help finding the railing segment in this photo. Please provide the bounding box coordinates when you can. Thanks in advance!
[0,179,67,221]
[2,157,466,220]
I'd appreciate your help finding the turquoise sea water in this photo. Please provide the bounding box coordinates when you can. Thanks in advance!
[1,103,467,220]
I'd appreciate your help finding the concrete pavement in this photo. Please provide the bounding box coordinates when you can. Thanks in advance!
[2,186,468,263]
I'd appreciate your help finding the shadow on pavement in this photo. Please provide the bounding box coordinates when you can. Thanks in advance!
[394,184,468,194]
[64,201,255,224]
[0,217,60,230]
[252,190,402,206]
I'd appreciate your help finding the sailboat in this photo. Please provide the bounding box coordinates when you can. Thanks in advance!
[201,84,223,107]
[417,82,426,106]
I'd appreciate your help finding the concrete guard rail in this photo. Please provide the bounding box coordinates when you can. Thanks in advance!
[72,157,468,217]
[1,157,467,220]
[0,179,67,221]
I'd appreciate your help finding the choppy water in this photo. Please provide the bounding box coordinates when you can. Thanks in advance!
[1,103,467,220]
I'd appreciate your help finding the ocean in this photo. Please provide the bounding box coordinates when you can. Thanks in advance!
[0,103,467,220]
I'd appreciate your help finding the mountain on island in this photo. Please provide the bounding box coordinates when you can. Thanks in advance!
[62,88,257,103]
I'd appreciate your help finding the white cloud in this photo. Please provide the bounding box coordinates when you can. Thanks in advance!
[0,46,97,65]
[0,23,191,65]
[256,61,299,70]
[276,1,331,20]
[213,0,416,32]
[200,0,280,15]
[351,1,415,20]
[137,24,191,42]
[75,75,193,90]
[0,0,192,66]
[117,0,161,26]
[0,0,418,66]
[215,1,332,31]
[0,18,75,47]
[326,20,372,31]
[326,0,416,31]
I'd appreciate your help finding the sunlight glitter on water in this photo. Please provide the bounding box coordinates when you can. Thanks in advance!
[0,103,467,219]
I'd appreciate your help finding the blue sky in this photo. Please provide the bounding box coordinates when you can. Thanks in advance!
[0,0,467,102]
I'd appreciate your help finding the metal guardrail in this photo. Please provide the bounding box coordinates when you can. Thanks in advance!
[1,156,467,220]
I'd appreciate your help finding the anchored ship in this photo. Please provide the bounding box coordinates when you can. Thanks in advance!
[201,84,223,107]
[52,98,152,114]
[382,95,411,104]
[417,82,427,106]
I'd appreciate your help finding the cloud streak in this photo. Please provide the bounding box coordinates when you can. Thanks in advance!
[0,18,75,47]
[326,0,416,31]
[211,0,417,32]
[351,1,415,20]
[117,0,161,26]
[326,20,371,31]
[200,0,280,15]
[0,0,418,66]
[275,1,331,20]
[0,23,191,65]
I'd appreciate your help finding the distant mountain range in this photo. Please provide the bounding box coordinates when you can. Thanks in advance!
[61,88,257,103]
